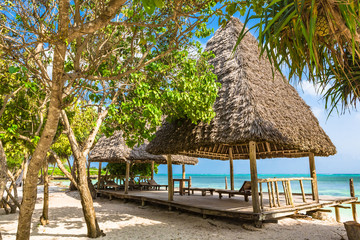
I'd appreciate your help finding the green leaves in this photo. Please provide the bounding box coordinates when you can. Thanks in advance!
[241,0,360,113]
[141,0,164,15]
[107,45,219,147]
[106,162,158,178]
[8,66,19,74]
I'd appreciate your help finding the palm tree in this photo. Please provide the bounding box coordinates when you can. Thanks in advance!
[240,0,360,113]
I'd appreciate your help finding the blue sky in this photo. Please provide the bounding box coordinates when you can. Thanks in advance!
[157,13,360,175]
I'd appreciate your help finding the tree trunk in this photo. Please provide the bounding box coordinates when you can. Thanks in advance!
[69,159,78,191]
[6,170,19,212]
[0,140,8,204]
[40,158,49,226]
[39,168,44,185]
[87,161,90,178]
[15,2,68,235]
[67,157,72,171]
[51,150,78,189]
[61,109,106,238]
[51,163,56,176]
[15,83,64,240]
[77,154,103,238]
[0,141,7,239]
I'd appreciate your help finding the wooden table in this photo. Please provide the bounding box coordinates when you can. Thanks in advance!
[173,179,190,196]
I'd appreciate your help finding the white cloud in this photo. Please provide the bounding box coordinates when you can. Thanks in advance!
[355,113,360,120]
[298,81,331,97]
[311,106,323,119]
[301,81,318,96]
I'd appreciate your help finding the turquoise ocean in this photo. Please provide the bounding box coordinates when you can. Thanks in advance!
[153,174,360,198]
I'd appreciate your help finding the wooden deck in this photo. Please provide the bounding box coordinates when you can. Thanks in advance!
[98,189,357,223]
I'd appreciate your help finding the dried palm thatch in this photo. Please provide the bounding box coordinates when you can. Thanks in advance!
[146,17,336,160]
[88,131,198,165]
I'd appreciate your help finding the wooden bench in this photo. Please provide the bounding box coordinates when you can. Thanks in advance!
[148,179,168,190]
[215,181,252,202]
[189,188,216,196]
[216,189,251,201]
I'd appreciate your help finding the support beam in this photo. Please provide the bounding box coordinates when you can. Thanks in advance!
[249,141,261,214]
[97,162,102,190]
[182,164,186,189]
[309,153,319,202]
[350,178,358,222]
[125,162,130,194]
[151,161,154,180]
[182,164,186,179]
[335,206,341,223]
[229,147,234,190]
[167,155,173,201]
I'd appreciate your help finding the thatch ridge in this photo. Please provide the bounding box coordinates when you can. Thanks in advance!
[88,131,198,165]
[146,17,336,159]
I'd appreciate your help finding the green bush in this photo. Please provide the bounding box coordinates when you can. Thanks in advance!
[106,162,158,178]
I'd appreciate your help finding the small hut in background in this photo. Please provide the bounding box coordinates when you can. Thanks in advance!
[146,18,336,216]
[89,131,198,194]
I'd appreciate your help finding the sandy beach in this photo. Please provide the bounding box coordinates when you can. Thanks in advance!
[0,183,349,240]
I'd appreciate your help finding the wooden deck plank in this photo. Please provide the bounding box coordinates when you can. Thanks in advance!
[98,189,357,222]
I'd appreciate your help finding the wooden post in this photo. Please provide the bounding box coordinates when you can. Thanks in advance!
[286,180,294,207]
[270,182,276,207]
[167,155,173,201]
[350,178,358,222]
[335,206,341,223]
[125,162,130,194]
[151,161,154,180]
[225,176,228,190]
[309,153,319,202]
[282,181,289,205]
[344,221,360,240]
[274,181,280,207]
[182,164,186,189]
[97,162,102,190]
[229,147,234,190]
[259,183,263,210]
[189,176,192,188]
[249,141,260,213]
[299,180,306,203]
[267,182,273,208]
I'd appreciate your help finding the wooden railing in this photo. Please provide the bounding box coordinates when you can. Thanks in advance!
[258,177,313,209]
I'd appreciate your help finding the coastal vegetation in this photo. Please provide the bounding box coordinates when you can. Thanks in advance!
[241,0,360,113]
[0,0,235,239]
[0,0,359,239]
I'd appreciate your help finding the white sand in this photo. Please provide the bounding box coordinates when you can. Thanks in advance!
[0,184,348,240]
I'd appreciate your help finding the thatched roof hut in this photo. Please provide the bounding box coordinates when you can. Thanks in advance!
[146,17,336,160]
[88,131,198,165]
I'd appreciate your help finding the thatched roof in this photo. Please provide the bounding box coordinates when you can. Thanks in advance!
[146,17,336,160]
[88,131,198,165]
